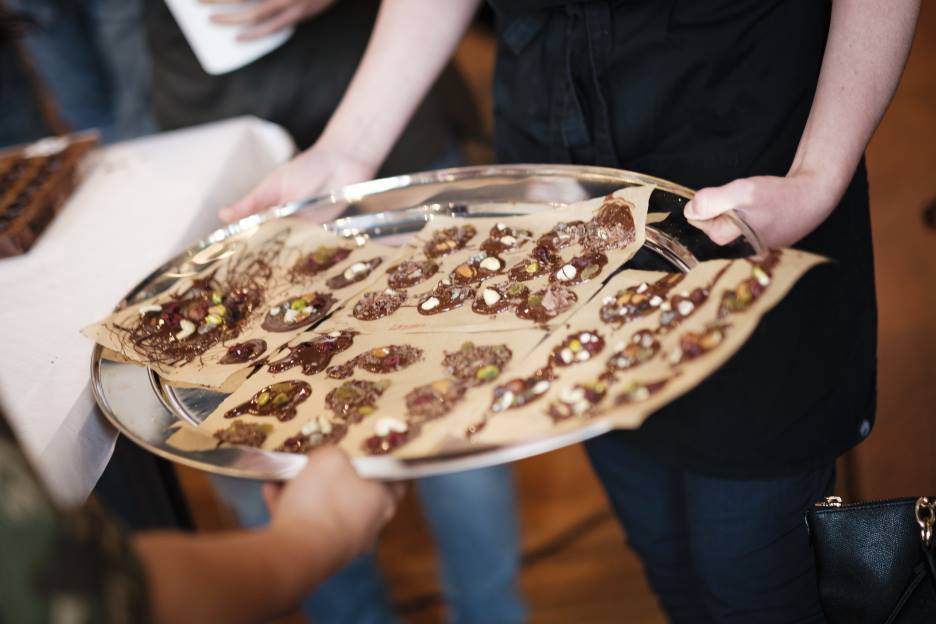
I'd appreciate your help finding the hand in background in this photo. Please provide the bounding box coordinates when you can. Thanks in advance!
[263,447,402,574]
[684,171,840,249]
[201,0,337,41]
[219,143,377,222]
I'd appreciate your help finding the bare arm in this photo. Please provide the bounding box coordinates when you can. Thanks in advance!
[686,0,921,247]
[133,448,399,624]
[222,0,482,221]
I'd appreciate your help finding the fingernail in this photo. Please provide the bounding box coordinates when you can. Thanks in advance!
[219,208,235,222]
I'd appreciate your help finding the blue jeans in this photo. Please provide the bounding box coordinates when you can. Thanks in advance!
[585,434,833,623]
[212,465,526,624]
[9,0,155,142]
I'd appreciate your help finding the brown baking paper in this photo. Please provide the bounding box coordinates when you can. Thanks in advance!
[328,185,653,334]
[447,249,826,447]
[170,328,548,458]
[82,218,398,390]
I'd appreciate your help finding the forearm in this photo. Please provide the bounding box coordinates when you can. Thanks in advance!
[789,0,919,214]
[318,0,481,169]
[134,527,339,624]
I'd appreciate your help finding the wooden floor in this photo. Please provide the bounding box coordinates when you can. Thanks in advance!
[177,5,936,623]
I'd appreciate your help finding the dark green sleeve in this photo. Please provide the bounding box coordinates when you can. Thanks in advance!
[0,417,150,624]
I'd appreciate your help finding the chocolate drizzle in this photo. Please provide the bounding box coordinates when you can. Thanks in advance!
[386,260,438,289]
[325,379,390,422]
[548,330,605,367]
[537,221,585,251]
[214,420,272,448]
[442,342,512,387]
[352,288,407,321]
[405,379,467,421]
[325,344,424,379]
[292,246,352,278]
[599,273,684,326]
[220,339,267,365]
[507,244,561,282]
[262,292,336,332]
[416,281,474,315]
[424,224,477,258]
[276,416,348,453]
[717,251,781,319]
[547,381,608,422]
[606,330,660,372]
[225,380,312,422]
[550,252,608,285]
[472,282,530,315]
[582,196,636,252]
[267,331,356,375]
[117,228,289,367]
[515,283,578,323]
[325,256,383,289]
[480,224,533,255]
[449,252,506,285]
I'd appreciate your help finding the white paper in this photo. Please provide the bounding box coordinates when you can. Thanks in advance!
[164,0,294,75]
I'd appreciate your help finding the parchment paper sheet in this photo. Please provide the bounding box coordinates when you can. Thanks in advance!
[83,218,397,389]
[169,328,548,458]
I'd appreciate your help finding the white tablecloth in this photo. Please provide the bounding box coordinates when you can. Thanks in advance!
[0,117,295,505]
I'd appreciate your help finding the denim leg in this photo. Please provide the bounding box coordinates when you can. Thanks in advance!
[209,475,399,624]
[416,465,527,624]
[584,434,714,623]
[87,0,157,140]
[12,0,116,139]
[684,465,834,624]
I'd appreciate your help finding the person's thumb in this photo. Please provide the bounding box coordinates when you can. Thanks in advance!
[684,180,749,221]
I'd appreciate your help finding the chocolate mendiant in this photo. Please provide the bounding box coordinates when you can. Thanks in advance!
[267,331,356,375]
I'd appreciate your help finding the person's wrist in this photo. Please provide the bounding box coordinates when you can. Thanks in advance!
[786,155,854,209]
[315,127,383,178]
[259,517,349,602]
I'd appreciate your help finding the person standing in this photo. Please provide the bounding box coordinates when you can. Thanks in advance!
[145,2,526,622]
[221,1,920,621]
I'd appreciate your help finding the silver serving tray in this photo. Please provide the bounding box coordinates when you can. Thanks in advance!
[90,164,762,481]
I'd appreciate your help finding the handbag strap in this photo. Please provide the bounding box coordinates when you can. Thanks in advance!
[884,497,936,623]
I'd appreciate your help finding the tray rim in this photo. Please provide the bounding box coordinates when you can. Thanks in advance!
[89,163,762,480]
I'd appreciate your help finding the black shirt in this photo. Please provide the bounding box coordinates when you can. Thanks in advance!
[144,0,460,176]
[489,0,877,478]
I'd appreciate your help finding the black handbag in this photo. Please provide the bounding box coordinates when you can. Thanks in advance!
[806,496,936,623]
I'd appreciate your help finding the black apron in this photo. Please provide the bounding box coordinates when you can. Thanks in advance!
[143,0,458,176]
[489,0,877,478]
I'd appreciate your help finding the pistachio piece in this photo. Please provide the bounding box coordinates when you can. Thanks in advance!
[581,264,601,281]
[256,391,271,406]
[272,392,290,406]
[476,365,500,381]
